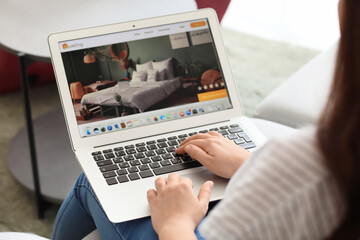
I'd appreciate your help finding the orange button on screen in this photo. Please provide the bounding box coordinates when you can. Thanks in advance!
[190,21,206,28]
[197,89,228,102]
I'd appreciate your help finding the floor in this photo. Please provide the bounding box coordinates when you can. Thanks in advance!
[222,0,340,51]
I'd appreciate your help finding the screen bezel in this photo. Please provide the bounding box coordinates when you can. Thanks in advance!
[48,9,244,150]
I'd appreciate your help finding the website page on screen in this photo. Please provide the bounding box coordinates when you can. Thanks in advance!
[59,19,233,138]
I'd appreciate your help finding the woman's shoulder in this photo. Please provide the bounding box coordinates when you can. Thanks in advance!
[271,126,319,149]
[263,126,319,155]
[251,126,329,179]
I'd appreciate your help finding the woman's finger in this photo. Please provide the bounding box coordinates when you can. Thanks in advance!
[181,177,194,188]
[176,139,211,154]
[207,131,223,137]
[147,189,157,206]
[198,181,214,207]
[180,132,214,146]
[154,177,166,192]
[167,173,180,185]
[183,144,214,164]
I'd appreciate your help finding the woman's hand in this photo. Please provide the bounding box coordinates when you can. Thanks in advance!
[147,173,213,240]
[176,131,251,179]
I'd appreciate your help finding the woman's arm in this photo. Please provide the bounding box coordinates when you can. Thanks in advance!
[176,131,251,178]
[147,173,213,240]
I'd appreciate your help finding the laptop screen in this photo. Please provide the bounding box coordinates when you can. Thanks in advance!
[59,18,233,138]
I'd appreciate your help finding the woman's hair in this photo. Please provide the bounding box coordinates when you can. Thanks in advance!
[317,0,360,238]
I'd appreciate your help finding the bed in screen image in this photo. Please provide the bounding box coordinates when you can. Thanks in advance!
[62,28,227,125]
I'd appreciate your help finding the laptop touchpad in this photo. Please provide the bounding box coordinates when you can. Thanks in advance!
[183,170,228,200]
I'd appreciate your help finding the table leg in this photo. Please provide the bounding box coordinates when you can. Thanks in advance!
[18,53,52,218]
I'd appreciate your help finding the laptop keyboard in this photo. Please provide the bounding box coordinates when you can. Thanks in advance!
[91,124,256,186]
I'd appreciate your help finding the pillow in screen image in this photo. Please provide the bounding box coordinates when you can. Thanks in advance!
[157,69,167,81]
[131,70,147,82]
[147,69,159,82]
[136,60,153,72]
[152,58,174,79]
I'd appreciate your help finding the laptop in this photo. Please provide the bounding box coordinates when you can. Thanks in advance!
[48,8,266,223]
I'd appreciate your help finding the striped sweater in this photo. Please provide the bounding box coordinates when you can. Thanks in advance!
[199,127,345,240]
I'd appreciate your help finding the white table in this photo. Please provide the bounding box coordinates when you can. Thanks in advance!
[1,0,197,216]
[0,0,197,58]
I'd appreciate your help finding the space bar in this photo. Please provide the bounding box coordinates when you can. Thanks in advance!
[153,161,202,175]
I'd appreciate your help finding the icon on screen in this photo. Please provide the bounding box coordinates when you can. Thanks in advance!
[179,111,185,117]
[101,127,106,132]
[114,124,119,129]
[166,114,171,119]
[186,109,192,116]
[107,125,113,131]
[94,128,99,133]
[133,119,140,126]
[160,115,166,120]
[192,109,198,114]
[120,122,126,128]
[86,129,91,135]
[199,108,204,113]
[154,117,159,122]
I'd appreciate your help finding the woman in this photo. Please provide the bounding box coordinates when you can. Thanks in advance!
[52,0,360,239]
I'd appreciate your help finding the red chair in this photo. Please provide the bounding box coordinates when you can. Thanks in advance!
[69,82,85,104]
[0,48,55,93]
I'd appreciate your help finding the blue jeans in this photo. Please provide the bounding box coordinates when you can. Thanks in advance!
[52,172,206,240]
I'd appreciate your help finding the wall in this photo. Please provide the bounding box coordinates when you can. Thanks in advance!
[63,33,222,85]
[62,51,102,86]
[112,35,221,79]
